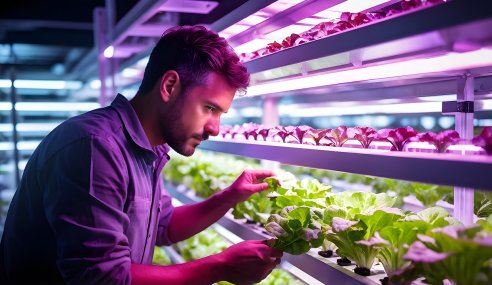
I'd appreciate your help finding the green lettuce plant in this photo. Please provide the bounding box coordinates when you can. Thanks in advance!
[232,191,280,224]
[392,224,492,285]
[324,207,404,275]
[356,207,461,283]
[175,228,232,262]
[163,149,261,198]
[264,172,332,209]
[152,246,172,266]
[266,206,325,255]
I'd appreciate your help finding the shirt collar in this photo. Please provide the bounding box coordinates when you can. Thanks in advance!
[110,94,170,161]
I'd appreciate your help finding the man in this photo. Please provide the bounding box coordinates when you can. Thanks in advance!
[0,26,283,284]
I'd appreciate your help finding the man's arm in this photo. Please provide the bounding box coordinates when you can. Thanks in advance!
[131,256,220,285]
[131,240,283,285]
[168,170,276,242]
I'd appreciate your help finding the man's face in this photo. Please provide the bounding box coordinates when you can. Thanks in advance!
[159,72,235,156]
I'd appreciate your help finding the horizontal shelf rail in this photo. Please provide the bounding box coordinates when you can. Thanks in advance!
[243,0,492,74]
[198,139,492,191]
[165,183,379,285]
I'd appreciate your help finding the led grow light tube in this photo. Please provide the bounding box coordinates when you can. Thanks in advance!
[279,102,442,117]
[0,80,82,90]
[218,0,305,39]
[246,49,492,97]
[12,80,83,89]
[0,102,12,110]
[232,0,395,52]
[0,141,40,151]
[0,123,60,133]
[15,102,100,112]
[0,102,100,111]
[0,79,12,88]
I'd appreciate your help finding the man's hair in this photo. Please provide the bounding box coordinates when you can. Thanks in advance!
[138,25,250,96]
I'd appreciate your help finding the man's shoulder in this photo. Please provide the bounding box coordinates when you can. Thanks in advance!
[35,106,124,165]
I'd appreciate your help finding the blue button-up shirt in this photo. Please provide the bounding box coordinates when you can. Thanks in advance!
[0,94,175,284]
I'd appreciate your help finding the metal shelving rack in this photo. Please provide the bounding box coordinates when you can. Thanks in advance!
[196,0,492,227]
[95,0,492,283]
[199,138,492,191]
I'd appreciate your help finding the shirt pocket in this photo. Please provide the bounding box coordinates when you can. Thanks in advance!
[126,197,152,263]
[127,197,151,223]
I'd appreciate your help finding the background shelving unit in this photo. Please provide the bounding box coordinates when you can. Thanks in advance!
[196,0,492,227]
[198,138,492,191]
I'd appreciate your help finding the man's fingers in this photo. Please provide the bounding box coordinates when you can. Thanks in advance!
[273,258,281,266]
[246,170,277,180]
[248,182,270,193]
[270,247,284,258]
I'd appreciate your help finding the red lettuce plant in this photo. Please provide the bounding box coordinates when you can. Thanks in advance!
[262,42,283,56]
[307,129,331,146]
[340,12,372,27]
[244,130,259,140]
[325,125,355,147]
[417,130,461,153]
[281,33,301,48]
[257,126,271,141]
[401,0,423,11]
[219,125,233,138]
[472,126,492,155]
[378,127,418,151]
[229,125,244,138]
[353,127,378,149]
[291,126,315,144]
[272,126,296,143]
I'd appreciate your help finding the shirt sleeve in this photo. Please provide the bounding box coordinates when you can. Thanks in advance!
[39,135,131,285]
[155,176,175,246]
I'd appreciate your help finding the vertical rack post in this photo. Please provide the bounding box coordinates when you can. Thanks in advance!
[106,0,117,99]
[93,7,108,107]
[9,66,20,186]
[261,96,280,172]
[454,74,474,224]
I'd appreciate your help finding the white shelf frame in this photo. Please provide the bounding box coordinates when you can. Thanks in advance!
[198,138,492,192]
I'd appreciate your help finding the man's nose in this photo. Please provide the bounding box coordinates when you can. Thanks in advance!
[204,116,220,137]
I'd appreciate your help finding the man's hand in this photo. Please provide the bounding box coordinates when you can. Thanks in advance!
[215,240,283,285]
[168,170,278,243]
[222,169,277,205]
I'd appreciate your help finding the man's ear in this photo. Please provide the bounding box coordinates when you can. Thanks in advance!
[159,70,180,103]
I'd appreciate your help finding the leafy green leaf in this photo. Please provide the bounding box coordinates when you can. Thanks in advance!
[276,195,304,208]
[347,191,377,212]
[412,183,443,207]
[416,206,449,225]
[474,191,492,218]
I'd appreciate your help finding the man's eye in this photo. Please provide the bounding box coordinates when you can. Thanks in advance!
[206,106,215,112]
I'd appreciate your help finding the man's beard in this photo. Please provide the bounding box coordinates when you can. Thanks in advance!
[159,97,209,157]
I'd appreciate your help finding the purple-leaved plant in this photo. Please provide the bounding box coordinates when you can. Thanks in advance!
[219,125,233,138]
[353,127,378,149]
[417,130,461,153]
[325,125,355,147]
[378,127,418,151]
[307,129,332,145]
[257,126,271,141]
[244,130,259,140]
[273,126,296,143]
[291,126,315,144]
[472,126,492,155]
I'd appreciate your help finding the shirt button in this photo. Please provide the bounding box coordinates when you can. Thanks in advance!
[148,234,151,238]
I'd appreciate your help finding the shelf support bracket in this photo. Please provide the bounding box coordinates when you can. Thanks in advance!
[261,97,280,172]
[454,74,474,225]
[93,7,108,107]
